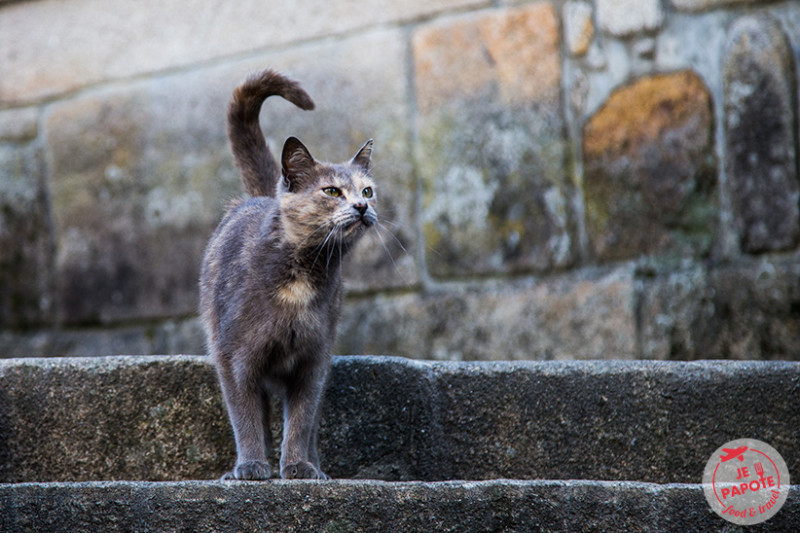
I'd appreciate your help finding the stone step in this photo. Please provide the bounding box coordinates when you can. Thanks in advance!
[2,479,798,533]
[1,355,798,484]
[1,356,798,531]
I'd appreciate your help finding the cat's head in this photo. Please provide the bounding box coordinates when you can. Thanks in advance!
[278,136,377,251]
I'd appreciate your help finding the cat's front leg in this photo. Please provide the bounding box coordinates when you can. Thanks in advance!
[280,362,330,480]
[221,460,271,481]
[216,362,272,480]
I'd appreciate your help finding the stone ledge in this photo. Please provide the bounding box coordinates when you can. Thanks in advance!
[1,480,798,532]
[1,356,798,484]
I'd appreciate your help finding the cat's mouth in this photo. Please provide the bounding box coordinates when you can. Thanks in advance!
[344,215,374,233]
[345,219,368,233]
[331,213,375,241]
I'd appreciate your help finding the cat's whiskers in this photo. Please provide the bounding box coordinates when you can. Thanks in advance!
[339,231,343,269]
[305,215,355,272]
[374,221,413,285]
[373,225,400,272]
[326,225,343,271]
[375,216,403,230]
[308,224,339,271]
[294,223,330,250]
[377,222,409,257]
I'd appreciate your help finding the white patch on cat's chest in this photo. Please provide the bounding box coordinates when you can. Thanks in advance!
[276,277,316,308]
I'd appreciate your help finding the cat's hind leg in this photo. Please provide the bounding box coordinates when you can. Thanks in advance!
[306,418,330,480]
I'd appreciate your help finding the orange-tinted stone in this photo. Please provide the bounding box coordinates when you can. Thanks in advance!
[413,3,561,112]
[413,3,570,277]
[583,70,716,261]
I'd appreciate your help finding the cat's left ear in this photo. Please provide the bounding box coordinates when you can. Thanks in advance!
[350,139,373,173]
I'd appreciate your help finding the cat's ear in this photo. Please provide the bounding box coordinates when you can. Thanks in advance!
[281,136,316,190]
[350,139,373,173]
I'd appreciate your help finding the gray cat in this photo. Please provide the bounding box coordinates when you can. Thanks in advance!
[199,69,376,480]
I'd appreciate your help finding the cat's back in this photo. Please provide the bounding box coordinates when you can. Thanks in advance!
[199,196,279,314]
[205,195,278,258]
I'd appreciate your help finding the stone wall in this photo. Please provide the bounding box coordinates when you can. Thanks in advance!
[1,0,799,360]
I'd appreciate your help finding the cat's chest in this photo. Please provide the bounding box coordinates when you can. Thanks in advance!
[275,277,316,309]
[265,265,341,347]
[270,262,339,313]
[269,274,335,334]
[265,277,334,373]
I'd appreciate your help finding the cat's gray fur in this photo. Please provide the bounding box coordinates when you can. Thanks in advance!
[199,69,376,480]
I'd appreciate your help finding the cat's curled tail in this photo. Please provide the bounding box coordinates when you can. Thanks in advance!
[227,69,315,197]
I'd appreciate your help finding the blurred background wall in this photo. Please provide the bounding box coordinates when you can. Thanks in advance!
[1,0,799,361]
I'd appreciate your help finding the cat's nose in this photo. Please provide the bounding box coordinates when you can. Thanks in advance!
[353,202,368,216]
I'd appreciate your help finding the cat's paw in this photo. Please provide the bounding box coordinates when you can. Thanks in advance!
[222,460,272,481]
[281,461,327,480]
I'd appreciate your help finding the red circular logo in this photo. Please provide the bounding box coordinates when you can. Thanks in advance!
[702,438,790,525]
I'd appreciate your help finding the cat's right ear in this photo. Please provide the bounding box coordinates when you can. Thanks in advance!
[281,136,316,191]
[351,139,373,173]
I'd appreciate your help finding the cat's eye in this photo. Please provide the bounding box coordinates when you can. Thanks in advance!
[362,187,373,199]
[323,187,342,198]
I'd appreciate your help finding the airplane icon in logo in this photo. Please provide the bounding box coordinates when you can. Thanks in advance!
[720,446,748,462]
